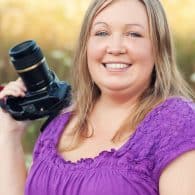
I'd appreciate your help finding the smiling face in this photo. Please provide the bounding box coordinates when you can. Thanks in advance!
[87,0,155,99]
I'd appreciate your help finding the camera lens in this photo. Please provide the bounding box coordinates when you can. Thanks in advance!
[9,40,53,92]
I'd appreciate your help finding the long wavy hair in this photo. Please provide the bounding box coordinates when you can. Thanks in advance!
[63,0,194,150]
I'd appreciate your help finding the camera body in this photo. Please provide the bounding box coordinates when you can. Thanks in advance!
[0,40,71,120]
[5,72,71,120]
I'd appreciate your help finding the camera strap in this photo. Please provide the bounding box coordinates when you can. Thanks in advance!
[40,112,59,132]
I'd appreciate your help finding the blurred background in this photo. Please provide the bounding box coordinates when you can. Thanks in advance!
[0,0,195,165]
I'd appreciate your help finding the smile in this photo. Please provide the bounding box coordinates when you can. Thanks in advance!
[102,63,131,71]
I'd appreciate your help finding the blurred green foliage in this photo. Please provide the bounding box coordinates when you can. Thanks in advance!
[0,0,194,155]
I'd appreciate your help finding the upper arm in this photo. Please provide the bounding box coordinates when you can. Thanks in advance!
[159,150,195,195]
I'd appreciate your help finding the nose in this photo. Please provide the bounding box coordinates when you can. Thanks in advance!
[106,35,126,55]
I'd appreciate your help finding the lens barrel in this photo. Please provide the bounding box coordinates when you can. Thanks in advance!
[9,40,53,92]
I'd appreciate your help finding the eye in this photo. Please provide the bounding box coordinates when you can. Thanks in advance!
[126,32,142,38]
[95,31,109,36]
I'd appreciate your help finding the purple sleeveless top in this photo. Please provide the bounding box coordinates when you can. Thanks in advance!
[25,97,195,195]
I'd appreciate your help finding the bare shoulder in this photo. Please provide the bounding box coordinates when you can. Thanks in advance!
[159,150,195,195]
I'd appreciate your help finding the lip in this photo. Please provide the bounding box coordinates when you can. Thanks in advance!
[102,62,132,69]
[102,61,132,66]
[101,62,132,72]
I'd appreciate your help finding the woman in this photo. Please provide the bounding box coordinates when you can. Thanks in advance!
[0,0,195,194]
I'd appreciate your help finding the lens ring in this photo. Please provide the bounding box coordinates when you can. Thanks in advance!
[9,40,43,70]
[16,58,46,73]
[9,40,36,59]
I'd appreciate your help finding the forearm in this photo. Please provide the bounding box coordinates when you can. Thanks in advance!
[0,133,27,195]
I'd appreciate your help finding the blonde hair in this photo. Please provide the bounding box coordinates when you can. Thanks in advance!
[66,0,194,150]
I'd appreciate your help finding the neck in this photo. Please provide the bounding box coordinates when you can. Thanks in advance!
[91,93,139,123]
[88,93,138,136]
[98,92,140,109]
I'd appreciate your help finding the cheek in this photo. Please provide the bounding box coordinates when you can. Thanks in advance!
[139,41,154,63]
[87,39,106,63]
[131,41,154,79]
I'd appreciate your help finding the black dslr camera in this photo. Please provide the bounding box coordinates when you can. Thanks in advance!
[0,40,71,120]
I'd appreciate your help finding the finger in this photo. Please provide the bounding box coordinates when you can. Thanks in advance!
[9,79,27,92]
[0,90,7,99]
[0,88,25,99]
[13,80,27,92]
[16,78,27,91]
[0,79,27,99]
[5,81,26,93]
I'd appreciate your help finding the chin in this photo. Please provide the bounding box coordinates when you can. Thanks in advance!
[101,84,132,93]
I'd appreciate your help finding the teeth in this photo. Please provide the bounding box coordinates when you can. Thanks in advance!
[104,63,129,69]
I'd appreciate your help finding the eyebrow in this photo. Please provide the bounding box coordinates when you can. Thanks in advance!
[93,22,145,29]
[93,22,109,27]
[125,23,145,29]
